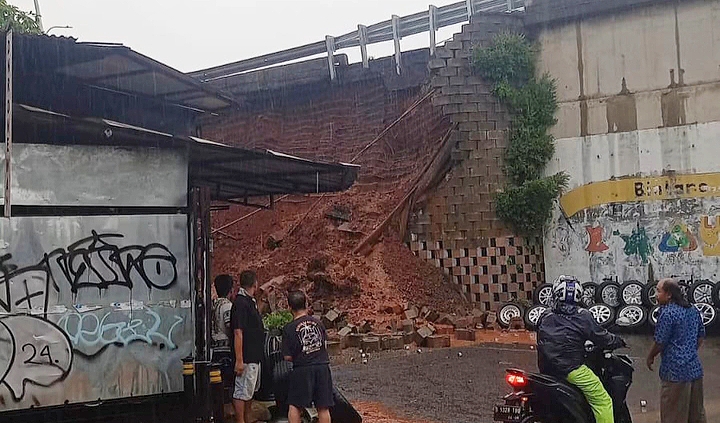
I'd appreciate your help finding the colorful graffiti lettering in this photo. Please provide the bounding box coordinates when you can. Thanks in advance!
[658,223,698,253]
[613,224,653,263]
[585,226,609,253]
[700,215,720,256]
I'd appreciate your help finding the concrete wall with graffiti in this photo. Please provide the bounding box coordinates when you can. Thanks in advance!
[0,215,192,411]
[0,144,192,412]
[544,121,720,283]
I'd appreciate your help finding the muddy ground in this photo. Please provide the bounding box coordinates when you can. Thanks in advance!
[333,335,720,423]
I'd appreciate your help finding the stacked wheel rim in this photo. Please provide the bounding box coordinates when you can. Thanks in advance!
[694,303,718,327]
[620,281,644,306]
[588,304,615,328]
[524,305,548,331]
[498,303,523,328]
[581,282,598,308]
[597,281,621,308]
[616,304,647,328]
[690,280,715,305]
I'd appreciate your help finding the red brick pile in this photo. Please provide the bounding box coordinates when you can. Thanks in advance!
[211,184,469,330]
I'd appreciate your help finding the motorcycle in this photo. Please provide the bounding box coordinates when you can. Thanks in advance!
[493,341,634,423]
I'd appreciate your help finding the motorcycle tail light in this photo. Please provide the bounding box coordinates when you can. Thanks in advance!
[506,373,527,389]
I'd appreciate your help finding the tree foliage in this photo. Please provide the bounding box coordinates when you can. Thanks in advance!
[0,0,42,34]
[473,33,568,237]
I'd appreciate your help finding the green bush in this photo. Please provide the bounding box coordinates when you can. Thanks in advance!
[473,33,568,236]
[262,310,293,331]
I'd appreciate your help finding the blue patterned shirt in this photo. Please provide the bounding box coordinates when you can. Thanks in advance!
[654,303,705,382]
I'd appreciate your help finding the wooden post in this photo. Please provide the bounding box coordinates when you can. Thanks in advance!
[392,15,401,75]
[429,5,437,56]
[358,25,369,69]
[325,35,336,80]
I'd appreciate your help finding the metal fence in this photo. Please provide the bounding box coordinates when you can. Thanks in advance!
[190,0,524,82]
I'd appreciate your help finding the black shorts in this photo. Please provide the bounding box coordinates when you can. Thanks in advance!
[287,364,334,409]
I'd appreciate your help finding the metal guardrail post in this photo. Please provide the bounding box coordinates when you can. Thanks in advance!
[507,0,513,11]
[391,15,401,75]
[466,0,474,19]
[325,35,336,80]
[429,5,437,56]
[358,25,369,69]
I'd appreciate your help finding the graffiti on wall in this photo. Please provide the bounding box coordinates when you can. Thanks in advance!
[59,308,184,357]
[0,315,73,401]
[545,198,720,284]
[0,228,185,402]
[700,215,720,256]
[585,225,609,252]
[658,223,697,253]
[613,224,653,264]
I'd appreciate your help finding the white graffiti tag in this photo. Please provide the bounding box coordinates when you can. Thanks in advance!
[58,308,183,357]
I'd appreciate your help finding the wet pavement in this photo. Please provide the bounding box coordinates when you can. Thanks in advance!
[333,334,720,423]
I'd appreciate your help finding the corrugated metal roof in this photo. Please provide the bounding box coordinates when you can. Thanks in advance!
[14,104,358,200]
[12,32,236,113]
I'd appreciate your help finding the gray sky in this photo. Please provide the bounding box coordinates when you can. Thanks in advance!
[13,0,463,73]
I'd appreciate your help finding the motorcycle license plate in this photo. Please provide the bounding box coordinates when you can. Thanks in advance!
[493,404,523,421]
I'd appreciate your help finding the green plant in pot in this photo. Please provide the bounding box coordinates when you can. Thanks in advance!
[263,310,293,336]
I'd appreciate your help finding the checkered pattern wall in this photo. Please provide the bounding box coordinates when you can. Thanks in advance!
[409,236,545,310]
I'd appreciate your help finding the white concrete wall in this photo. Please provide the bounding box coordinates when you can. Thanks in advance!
[536,0,720,139]
[544,122,720,283]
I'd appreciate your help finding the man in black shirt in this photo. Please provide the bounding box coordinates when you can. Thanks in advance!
[230,270,265,423]
[282,290,334,423]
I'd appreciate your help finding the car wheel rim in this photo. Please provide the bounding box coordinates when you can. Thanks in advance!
[650,307,660,325]
[500,305,521,324]
[538,287,552,306]
[693,284,714,304]
[528,306,547,325]
[648,287,658,306]
[602,286,619,307]
[582,287,596,306]
[589,305,612,324]
[618,305,644,326]
[622,284,643,305]
[694,303,716,326]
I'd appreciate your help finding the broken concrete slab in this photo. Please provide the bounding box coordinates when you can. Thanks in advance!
[404,307,419,320]
[425,310,440,323]
[509,316,524,331]
[434,324,454,336]
[381,335,404,350]
[454,316,473,329]
[338,324,356,338]
[327,341,342,355]
[437,314,456,327]
[401,319,416,333]
[415,325,436,345]
[359,320,373,334]
[455,328,476,341]
[402,332,415,344]
[345,333,364,348]
[426,334,451,348]
[361,336,381,353]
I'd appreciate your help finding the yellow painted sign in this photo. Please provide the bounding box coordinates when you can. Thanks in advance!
[560,172,720,217]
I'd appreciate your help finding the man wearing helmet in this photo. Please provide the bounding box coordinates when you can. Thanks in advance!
[536,275,626,423]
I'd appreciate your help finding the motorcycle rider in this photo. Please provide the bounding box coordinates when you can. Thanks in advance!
[536,275,626,423]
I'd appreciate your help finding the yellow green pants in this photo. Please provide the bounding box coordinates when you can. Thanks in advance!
[567,365,614,423]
